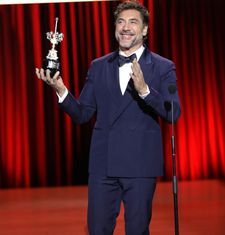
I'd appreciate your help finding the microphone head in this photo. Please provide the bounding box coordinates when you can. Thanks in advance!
[168,84,177,94]
[164,101,172,111]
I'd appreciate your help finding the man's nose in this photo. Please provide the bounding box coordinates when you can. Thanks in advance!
[122,22,131,30]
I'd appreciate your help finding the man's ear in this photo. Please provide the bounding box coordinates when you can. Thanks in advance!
[143,25,148,37]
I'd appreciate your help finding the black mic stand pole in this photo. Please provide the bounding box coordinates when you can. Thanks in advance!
[171,100,180,235]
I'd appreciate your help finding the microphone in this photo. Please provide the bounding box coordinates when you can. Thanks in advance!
[164,84,177,111]
[168,84,177,94]
[164,101,172,111]
[166,84,180,235]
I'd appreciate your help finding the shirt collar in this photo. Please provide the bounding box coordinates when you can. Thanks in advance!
[119,45,145,61]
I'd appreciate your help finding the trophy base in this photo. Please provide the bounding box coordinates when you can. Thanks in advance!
[43,59,60,78]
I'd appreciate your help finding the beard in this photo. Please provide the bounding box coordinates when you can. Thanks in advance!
[115,31,143,51]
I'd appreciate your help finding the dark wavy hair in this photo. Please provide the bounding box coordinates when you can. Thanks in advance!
[114,0,149,27]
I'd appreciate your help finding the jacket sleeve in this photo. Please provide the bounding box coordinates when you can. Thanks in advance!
[144,62,181,123]
[59,63,97,124]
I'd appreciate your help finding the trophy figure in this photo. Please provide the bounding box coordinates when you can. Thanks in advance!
[43,17,64,77]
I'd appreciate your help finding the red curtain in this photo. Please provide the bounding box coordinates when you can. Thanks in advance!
[154,0,225,180]
[0,0,224,188]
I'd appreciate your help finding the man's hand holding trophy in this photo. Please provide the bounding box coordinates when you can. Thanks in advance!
[36,17,66,97]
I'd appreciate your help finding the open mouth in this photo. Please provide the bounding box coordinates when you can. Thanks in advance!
[121,34,133,40]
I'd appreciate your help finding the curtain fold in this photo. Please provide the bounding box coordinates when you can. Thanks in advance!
[0,0,224,188]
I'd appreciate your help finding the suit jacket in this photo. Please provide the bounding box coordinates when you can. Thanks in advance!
[59,47,181,177]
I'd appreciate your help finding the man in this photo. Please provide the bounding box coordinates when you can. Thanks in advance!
[36,1,181,234]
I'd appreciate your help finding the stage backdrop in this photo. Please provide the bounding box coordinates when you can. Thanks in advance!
[0,0,225,188]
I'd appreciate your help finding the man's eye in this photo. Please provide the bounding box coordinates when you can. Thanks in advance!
[131,20,137,24]
[117,19,124,24]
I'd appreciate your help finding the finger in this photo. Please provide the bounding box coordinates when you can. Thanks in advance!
[131,62,138,73]
[129,72,136,81]
[45,70,54,85]
[51,71,60,85]
[131,66,139,78]
[35,68,41,79]
[46,69,51,80]
[53,71,60,80]
[40,68,47,81]
[132,60,141,74]
[132,59,139,67]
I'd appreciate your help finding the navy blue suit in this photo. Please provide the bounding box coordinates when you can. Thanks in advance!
[59,47,181,234]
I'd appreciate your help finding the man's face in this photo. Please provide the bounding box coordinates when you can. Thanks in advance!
[115,9,148,53]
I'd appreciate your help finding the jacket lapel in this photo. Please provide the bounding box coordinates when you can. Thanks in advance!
[107,48,154,126]
[106,51,123,106]
[138,47,153,85]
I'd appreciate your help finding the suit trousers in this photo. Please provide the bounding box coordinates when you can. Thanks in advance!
[87,174,156,235]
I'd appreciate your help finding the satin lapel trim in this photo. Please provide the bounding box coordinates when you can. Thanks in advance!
[106,56,123,106]
[139,48,154,85]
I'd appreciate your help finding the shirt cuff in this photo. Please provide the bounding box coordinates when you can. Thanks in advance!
[138,85,150,99]
[57,88,69,103]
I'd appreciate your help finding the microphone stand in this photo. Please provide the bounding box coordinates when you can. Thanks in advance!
[171,100,180,235]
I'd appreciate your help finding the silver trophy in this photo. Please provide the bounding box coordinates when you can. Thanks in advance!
[43,17,64,77]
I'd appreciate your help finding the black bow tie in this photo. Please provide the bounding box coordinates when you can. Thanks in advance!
[118,53,137,67]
